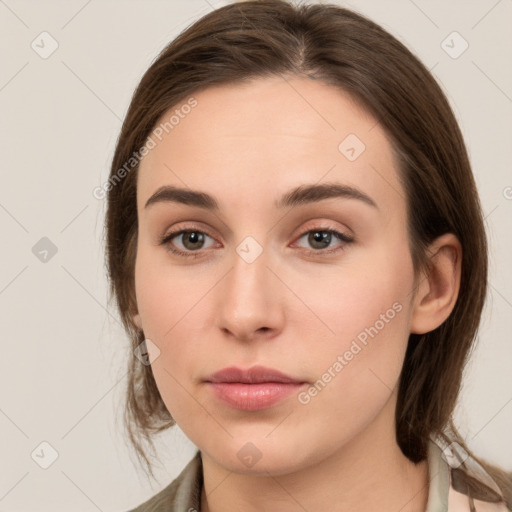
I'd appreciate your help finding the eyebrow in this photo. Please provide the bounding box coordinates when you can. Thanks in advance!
[144,182,378,211]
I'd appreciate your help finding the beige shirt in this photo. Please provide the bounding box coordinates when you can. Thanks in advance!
[128,436,510,511]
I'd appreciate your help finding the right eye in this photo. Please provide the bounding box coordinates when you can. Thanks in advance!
[160,228,218,258]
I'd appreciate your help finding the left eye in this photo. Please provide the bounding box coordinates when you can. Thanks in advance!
[294,228,353,254]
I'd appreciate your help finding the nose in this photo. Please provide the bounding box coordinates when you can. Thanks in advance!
[215,243,285,343]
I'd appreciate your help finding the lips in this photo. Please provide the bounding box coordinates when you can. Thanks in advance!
[205,365,304,384]
[204,365,307,411]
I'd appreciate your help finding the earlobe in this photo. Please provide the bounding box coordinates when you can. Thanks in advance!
[132,312,142,330]
[410,233,462,335]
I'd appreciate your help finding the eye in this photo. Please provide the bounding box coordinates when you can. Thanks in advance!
[160,229,217,259]
[159,224,354,259]
[293,227,354,256]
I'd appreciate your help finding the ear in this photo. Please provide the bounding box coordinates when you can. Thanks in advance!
[129,291,143,331]
[130,302,142,331]
[410,233,462,334]
[132,312,142,330]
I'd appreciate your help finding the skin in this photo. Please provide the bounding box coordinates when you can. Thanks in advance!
[132,75,461,512]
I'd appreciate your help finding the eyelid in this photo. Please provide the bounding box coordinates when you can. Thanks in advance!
[292,219,354,241]
[159,221,216,245]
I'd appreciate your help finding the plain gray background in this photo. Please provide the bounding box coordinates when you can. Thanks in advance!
[0,0,511,510]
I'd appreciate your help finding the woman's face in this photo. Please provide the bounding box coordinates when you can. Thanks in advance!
[133,76,419,474]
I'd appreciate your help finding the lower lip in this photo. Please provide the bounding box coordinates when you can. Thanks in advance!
[206,382,305,411]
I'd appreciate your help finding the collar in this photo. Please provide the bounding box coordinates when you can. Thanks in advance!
[427,434,509,511]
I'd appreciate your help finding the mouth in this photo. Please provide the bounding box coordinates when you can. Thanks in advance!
[204,365,307,411]
[205,364,305,384]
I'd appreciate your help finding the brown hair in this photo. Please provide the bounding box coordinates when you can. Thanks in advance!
[104,0,511,503]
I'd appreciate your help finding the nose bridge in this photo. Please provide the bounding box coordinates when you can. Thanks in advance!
[216,236,283,339]
[228,237,273,311]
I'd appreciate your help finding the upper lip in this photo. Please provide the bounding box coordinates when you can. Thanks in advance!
[205,365,304,384]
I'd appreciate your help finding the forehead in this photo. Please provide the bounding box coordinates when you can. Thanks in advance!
[136,76,404,215]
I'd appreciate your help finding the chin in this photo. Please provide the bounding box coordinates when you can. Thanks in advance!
[199,434,318,476]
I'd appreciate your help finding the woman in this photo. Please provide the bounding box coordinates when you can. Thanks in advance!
[104,1,512,510]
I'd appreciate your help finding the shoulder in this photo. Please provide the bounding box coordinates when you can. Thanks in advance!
[126,451,203,512]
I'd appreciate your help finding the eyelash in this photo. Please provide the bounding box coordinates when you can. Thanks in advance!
[159,224,354,259]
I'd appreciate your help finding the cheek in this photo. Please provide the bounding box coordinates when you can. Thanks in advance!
[294,238,415,401]
[133,248,213,413]
[297,240,413,344]
[134,245,204,339]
